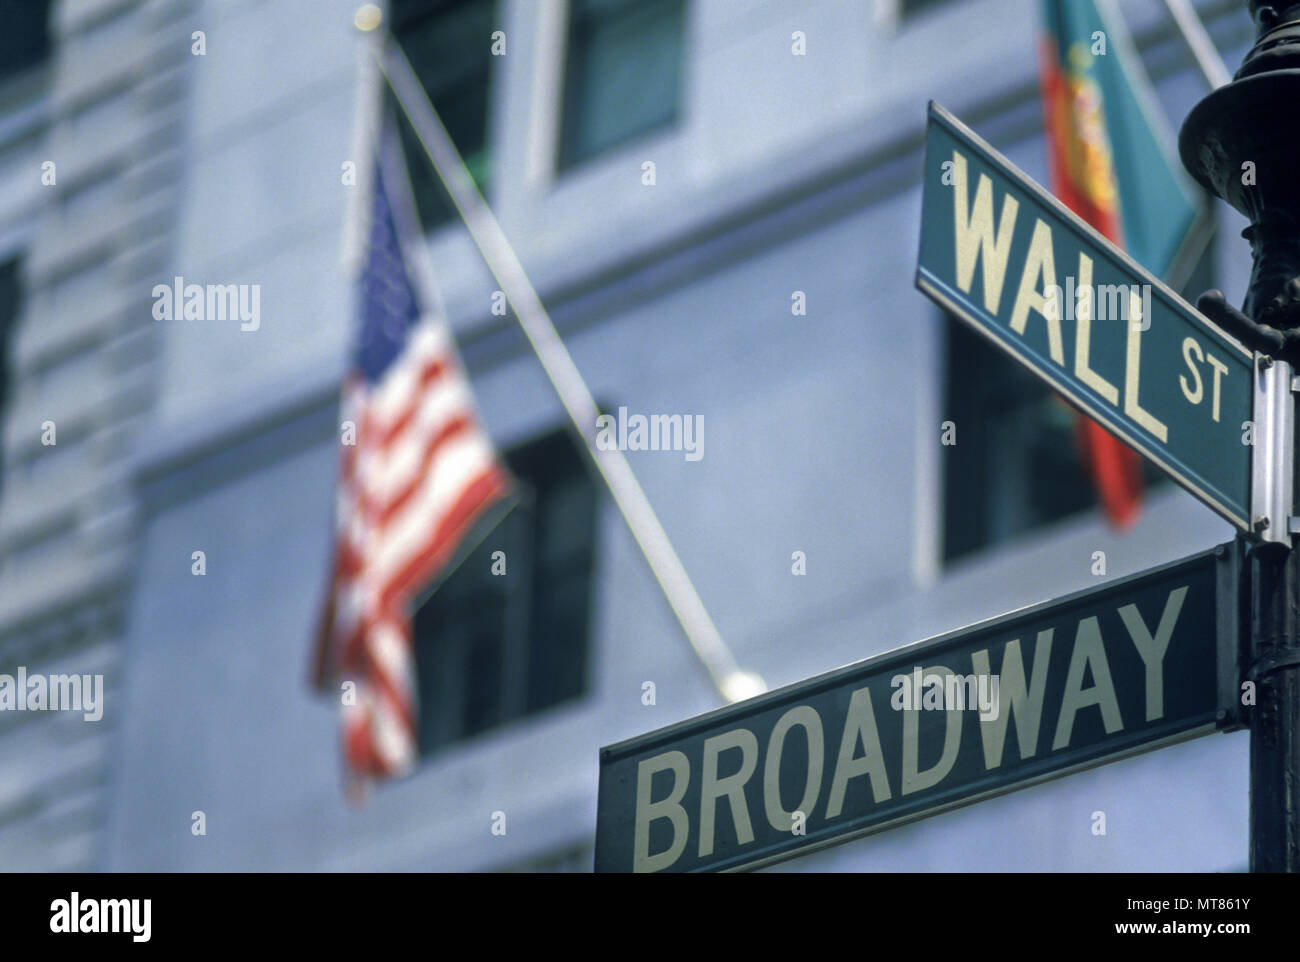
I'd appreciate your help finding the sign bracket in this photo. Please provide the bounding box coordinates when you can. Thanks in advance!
[1250,355,1294,544]
[1216,538,1248,731]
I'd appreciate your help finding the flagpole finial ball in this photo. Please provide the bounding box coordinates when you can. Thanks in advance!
[354,4,383,32]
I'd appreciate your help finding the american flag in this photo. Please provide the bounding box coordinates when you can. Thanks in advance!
[313,114,510,783]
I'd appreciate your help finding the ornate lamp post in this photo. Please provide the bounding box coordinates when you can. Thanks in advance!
[1180,1,1300,872]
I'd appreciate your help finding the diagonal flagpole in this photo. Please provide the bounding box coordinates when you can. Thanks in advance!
[1161,0,1233,89]
[357,10,765,706]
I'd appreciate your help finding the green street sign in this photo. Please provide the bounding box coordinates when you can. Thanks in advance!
[916,102,1268,534]
[595,548,1239,872]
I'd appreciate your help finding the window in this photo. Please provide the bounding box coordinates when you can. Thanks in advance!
[0,258,22,497]
[941,311,1178,562]
[559,0,686,169]
[0,0,51,86]
[390,0,499,228]
[412,427,598,755]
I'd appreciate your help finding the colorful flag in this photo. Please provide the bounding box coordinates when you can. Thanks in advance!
[312,112,511,786]
[1039,0,1210,527]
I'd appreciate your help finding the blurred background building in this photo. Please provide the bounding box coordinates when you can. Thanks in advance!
[0,0,1259,871]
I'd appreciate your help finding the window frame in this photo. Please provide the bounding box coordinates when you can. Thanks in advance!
[556,0,688,172]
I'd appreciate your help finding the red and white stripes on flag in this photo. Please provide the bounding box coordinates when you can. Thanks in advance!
[312,113,510,784]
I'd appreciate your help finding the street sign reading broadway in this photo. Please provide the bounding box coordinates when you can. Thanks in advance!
[916,102,1264,533]
[595,549,1239,872]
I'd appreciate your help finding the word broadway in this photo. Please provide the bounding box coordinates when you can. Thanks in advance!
[595,406,704,461]
[0,667,103,721]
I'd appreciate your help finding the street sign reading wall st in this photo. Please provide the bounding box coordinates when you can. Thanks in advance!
[595,548,1240,872]
[916,102,1290,538]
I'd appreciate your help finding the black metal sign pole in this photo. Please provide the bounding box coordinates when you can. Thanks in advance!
[1248,533,1300,872]
[1180,1,1300,871]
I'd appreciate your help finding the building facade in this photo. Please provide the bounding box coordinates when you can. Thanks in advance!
[0,0,1260,871]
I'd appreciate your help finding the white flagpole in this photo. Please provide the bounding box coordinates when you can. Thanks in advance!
[341,6,386,273]
[359,16,765,706]
[1162,0,1233,89]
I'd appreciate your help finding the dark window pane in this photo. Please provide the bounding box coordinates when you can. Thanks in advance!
[536,474,597,566]
[942,315,1095,562]
[560,0,685,168]
[0,1,51,85]
[391,0,497,228]
[515,432,596,712]
[527,566,592,712]
[414,587,508,750]
[463,628,504,735]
